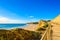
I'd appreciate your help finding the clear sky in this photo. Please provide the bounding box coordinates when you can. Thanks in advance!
[0,0,60,23]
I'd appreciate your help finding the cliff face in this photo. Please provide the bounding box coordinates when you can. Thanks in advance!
[0,28,41,40]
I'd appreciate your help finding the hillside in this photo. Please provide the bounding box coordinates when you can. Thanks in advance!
[0,20,50,40]
[0,28,41,40]
[51,15,60,24]
[24,20,50,31]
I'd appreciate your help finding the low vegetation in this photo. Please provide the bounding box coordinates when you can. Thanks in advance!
[37,20,49,31]
[37,28,46,31]
[0,28,41,40]
[43,23,48,28]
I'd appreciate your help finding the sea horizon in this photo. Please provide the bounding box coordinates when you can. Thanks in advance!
[0,23,28,30]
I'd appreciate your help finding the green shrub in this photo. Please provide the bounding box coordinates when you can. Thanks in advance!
[37,28,46,31]
[0,29,42,40]
[43,23,48,28]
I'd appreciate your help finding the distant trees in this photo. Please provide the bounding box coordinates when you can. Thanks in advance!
[27,22,38,24]
[32,22,38,24]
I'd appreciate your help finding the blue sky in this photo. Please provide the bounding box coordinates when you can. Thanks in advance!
[0,0,60,23]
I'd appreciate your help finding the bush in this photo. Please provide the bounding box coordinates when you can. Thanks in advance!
[37,28,46,31]
[0,29,42,40]
[43,23,48,28]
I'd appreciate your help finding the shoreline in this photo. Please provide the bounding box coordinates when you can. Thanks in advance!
[0,24,27,30]
[23,24,38,31]
[0,24,38,31]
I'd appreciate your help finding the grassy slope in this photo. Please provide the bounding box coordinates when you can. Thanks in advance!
[0,28,41,40]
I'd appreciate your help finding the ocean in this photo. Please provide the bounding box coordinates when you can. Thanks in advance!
[0,24,27,29]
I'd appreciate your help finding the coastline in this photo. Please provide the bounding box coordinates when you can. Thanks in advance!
[0,24,38,31]
[0,24,27,30]
[23,24,38,31]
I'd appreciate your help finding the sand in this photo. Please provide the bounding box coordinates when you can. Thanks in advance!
[23,24,38,31]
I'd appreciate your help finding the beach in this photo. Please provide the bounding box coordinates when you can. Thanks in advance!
[23,24,38,31]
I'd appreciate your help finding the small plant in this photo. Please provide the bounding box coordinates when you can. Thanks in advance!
[43,23,48,28]
[37,28,46,31]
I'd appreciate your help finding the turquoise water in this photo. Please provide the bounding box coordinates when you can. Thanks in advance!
[0,24,27,29]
